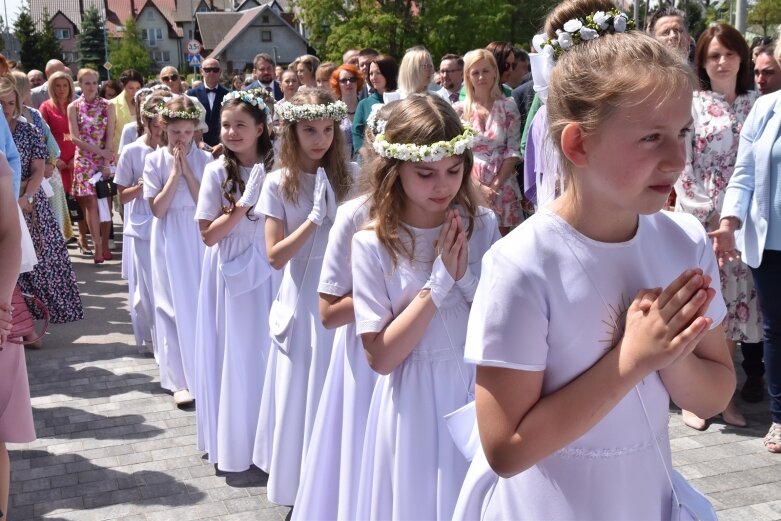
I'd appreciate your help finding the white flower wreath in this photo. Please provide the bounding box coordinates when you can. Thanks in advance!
[158,104,203,120]
[221,89,269,112]
[373,124,477,162]
[275,100,348,122]
[532,8,635,59]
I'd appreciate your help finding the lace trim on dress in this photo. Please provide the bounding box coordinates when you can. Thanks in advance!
[554,425,668,459]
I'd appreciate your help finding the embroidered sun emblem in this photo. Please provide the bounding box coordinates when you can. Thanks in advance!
[600,295,630,350]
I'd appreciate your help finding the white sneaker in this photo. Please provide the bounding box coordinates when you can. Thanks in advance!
[173,389,194,406]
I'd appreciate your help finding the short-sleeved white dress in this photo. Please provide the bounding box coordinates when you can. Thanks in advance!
[292,195,374,520]
[352,208,501,521]
[253,167,337,506]
[143,143,212,393]
[115,136,156,353]
[193,160,281,472]
[453,209,728,520]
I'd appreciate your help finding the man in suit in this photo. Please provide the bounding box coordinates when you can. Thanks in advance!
[243,53,284,101]
[187,58,229,147]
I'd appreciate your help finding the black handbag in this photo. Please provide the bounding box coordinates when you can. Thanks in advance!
[66,193,83,222]
[94,179,118,199]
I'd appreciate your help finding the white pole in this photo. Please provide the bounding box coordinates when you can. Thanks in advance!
[735,0,747,33]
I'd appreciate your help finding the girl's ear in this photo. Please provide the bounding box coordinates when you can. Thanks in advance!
[560,122,588,168]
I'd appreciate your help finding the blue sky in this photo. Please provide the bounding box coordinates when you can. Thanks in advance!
[3,0,26,25]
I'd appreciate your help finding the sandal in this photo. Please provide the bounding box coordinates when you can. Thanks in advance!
[764,423,781,453]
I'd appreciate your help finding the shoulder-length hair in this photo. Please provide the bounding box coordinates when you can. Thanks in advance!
[0,76,21,118]
[397,47,433,96]
[461,49,503,121]
[47,71,75,103]
[330,64,364,98]
[372,55,399,92]
[694,23,752,95]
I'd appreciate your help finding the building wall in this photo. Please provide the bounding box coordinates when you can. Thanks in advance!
[136,6,182,71]
[51,12,79,75]
[218,20,306,72]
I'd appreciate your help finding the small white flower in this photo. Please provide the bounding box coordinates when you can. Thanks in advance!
[580,27,599,40]
[541,44,555,58]
[593,11,609,29]
[563,19,583,33]
[532,33,546,53]
[558,32,573,50]
[614,14,627,32]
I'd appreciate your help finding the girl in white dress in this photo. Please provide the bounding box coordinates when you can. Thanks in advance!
[254,88,353,506]
[115,93,165,356]
[453,29,736,520]
[293,102,397,521]
[193,90,277,472]
[144,96,213,406]
[350,94,501,521]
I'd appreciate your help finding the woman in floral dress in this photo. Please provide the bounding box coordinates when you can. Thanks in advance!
[0,77,83,329]
[455,48,522,234]
[674,23,761,429]
[68,68,115,263]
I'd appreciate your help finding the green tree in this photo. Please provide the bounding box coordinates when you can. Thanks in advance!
[38,8,64,67]
[749,0,781,35]
[0,16,7,54]
[13,4,40,71]
[79,6,107,77]
[108,17,151,78]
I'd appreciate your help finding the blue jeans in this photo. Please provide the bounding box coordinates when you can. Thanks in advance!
[751,250,781,423]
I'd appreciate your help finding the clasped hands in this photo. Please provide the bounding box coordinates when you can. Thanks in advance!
[425,208,478,307]
[308,168,337,225]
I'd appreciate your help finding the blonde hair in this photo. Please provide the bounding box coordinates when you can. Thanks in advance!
[47,71,75,103]
[397,47,433,96]
[77,68,98,82]
[11,70,30,100]
[461,49,503,122]
[296,54,321,74]
[0,76,21,118]
[276,88,351,203]
[547,31,696,177]
[365,94,478,266]
[159,96,199,146]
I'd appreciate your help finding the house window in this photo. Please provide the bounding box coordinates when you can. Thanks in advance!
[145,9,155,19]
[152,50,171,63]
[62,51,79,63]
[261,30,272,42]
[54,28,71,40]
[141,27,163,43]
[261,15,269,23]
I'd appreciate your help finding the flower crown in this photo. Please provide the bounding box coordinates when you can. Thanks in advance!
[373,124,477,162]
[141,105,160,119]
[221,89,269,112]
[158,103,203,120]
[365,105,387,136]
[533,9,635,59]
[275,100,348,122]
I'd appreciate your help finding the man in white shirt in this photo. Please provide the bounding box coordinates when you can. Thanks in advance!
[435,54,463,104]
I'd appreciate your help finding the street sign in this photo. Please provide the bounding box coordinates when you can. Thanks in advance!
[187,54,202,67]
[186,40,202,55]
[103,62,112,71]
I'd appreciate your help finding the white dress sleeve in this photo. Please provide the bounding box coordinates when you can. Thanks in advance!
[194,163,225,222]
[257,170,286,221]
[352,231,394,335]
[464,244,550,371]
[319,201,360,296]
[114,145,134,188]
[142,151,163,200]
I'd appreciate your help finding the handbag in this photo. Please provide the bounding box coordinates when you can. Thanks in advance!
[66,193,84,222]
[94,179,118,199]
[8,285,49,345]
[548,215,717,521]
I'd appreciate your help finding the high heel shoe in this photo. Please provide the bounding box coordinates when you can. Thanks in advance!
[103,250,113,261]
[93,255,104,264]
[78,243,94,256]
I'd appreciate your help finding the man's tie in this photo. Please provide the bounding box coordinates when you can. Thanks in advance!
[449,92,458,103]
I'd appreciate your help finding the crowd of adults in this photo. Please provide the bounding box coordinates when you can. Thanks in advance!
[2,5,781,518]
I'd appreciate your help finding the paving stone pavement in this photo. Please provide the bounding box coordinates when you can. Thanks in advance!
[6,237,781,520]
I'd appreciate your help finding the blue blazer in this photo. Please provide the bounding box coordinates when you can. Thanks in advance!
[187,83,229,147]
[243,80,284,101]
[722,90,781,268]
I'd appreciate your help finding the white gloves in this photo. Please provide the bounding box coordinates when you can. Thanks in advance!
[308,167,331,225]
[423,255,455,308]
[236,163,266,208]
[325,175,337,224]
[455,268,478,302]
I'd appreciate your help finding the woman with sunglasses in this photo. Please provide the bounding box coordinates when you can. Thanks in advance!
[330,64,364,158]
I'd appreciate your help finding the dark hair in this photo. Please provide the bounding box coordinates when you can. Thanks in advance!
[756,42,776,59]
[694,23,752,95]
[359,48,379,57]
[254,53,275,67]
[440,53,464,68]
[119,69,144,86]
[220,95,274,215]
[486,41,515,76]
[371,55,399,91]
[99,79,122,98]
[648,6,688,33]
[514,48,529,63]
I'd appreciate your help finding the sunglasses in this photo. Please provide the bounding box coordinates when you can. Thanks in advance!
[161,74,179,81]
[203,67,220,73]
[753,36,773,46]
[339,77,357,84]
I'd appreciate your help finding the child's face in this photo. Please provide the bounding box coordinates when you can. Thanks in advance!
[578,85,691,217]
[166,119,196,149]
[398,155,464,218]
[295,119,334,169]
[221,106,263,156]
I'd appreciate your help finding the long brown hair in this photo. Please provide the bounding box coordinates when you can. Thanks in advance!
[694,23,752,95]
[220,96,274,214]
[276,88,351,204]
[365,94,478,266]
